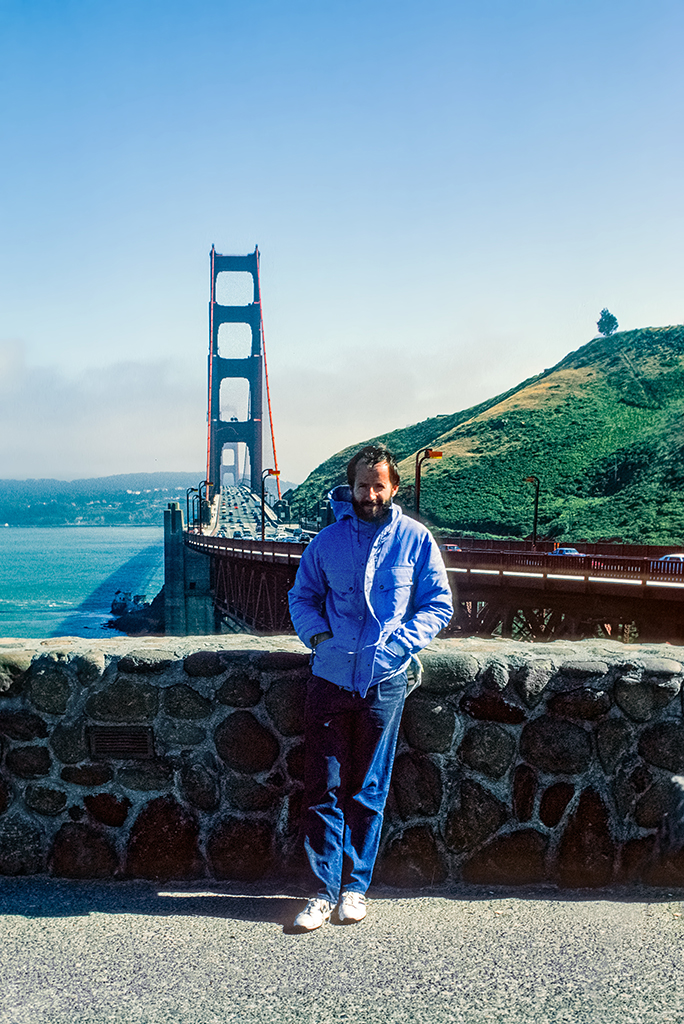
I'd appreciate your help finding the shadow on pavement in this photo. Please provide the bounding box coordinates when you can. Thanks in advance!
[0,876,682,926]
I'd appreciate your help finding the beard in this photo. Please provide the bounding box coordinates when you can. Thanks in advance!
[352,496,393,522]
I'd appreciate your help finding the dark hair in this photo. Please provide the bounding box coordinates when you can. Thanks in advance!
[346,444,400,489]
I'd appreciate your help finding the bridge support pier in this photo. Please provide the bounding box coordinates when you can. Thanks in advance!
[163,503,216,635]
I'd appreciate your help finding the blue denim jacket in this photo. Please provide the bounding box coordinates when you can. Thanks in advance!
[288,486,453,696]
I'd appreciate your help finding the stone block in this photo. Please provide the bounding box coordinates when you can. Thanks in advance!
[180,764,220,811]
[0,712,48,741]
[378,825,447,887]
[461,829,548,885]
[255,651,309,671]
[514,660,555,707]
[264,675,307,736]
[207,817,274,880]
[539,782,574,828]
[460,692,525,724]
[50,823,118,878]
[520,716,591,775]
[85,679,159,721]
[391,751,442,819]
[421,652,479,693]
[214,711,280,774]
[401,694,456,754]
[0,815,44,874]
[559,660,609,679]
[6,745,51,778]
[157,720,206,747]
[286,743,306,783]
[50,719,89,764]
[60,763,113,786]
[183,651,225,677]
[597,718,635,774]
[73,652,105,686]
[639,722,684,773]
[84,793,131,827]
[614,673,680,722]
[126,797,203,879]
[216,674,262,708]
[556,789,615,887]
[637,657,683,675]
[224,775,279,811]
[547,689,611,721]
[444,779,508,852]
[117,761,174,791]
[512,764,536,822]
[25,785,67,816]
[162,684,211,720]
[634,779,680,830]
[117,652,174,673]
[26,660,72,715]
[478,660,509,691]
[0,650,32,695]
[459,723,516,779]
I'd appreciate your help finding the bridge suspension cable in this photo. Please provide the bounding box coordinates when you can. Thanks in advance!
[256,249,281,499]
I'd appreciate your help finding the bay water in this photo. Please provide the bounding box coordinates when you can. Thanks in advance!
[0,527,164,639]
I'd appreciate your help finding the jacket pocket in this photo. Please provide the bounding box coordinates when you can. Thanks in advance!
[312,639,354,685]
[373,566,414,620]
[374,566,414,591]
[326,570,357,596]
[373,641,409,679]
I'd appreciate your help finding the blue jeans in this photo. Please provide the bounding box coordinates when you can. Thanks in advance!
[302,671,407,903]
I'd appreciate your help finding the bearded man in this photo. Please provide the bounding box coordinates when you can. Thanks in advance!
[288,443,453,931]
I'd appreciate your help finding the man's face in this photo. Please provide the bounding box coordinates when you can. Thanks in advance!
[352,461,399,522]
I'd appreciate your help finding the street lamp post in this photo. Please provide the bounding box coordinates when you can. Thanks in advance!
[197,480,212,536]
[261,469,280,542]
[186,487,198,531]
[525,476,540,548]
[415,448,443,519]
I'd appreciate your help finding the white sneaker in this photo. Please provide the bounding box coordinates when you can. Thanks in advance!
[337,892,367,924]
[292,898,334,932]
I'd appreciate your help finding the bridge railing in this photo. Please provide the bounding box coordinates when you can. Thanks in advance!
[185,533,306,566]
[442,548,684,585]
[185,532,684,587]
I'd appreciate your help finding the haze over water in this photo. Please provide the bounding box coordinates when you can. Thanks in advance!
[0,527,163,639]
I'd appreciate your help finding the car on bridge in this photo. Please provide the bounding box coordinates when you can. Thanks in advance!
[657,553,684,561]
[548,547,582,556]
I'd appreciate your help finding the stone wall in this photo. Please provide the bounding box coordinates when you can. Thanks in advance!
[2,634,684,888]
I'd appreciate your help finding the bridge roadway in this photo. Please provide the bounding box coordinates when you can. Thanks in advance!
[184,500,684,640]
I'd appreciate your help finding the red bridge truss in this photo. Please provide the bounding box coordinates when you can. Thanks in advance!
[185,533,684,642]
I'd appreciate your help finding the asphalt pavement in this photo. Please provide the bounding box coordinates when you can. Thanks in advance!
[1,877,683,1024]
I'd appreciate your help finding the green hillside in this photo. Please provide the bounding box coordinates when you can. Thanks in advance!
[293,325,684,545]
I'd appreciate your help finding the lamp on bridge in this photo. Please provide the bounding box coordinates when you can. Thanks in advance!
[524,475,540,549]
[415,448,443,520]
[261,469,280,542]
[197,480,213,536]
[186,488,198,532]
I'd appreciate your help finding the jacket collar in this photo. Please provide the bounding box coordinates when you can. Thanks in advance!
[328,484,402,526]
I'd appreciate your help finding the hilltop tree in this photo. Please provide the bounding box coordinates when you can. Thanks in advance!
[597,308,618,336]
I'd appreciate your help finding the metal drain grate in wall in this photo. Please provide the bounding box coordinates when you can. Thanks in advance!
[88,726,155,760]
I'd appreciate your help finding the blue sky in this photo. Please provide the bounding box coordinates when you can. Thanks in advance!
[1,0,682,482]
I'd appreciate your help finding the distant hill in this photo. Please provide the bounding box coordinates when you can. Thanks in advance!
[0,472,203,526]
[292,325,684,545]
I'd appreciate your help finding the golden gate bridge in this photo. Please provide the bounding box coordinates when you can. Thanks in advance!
[163,248,684,644]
